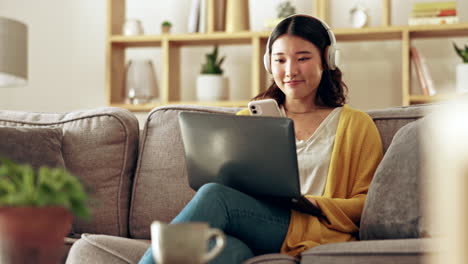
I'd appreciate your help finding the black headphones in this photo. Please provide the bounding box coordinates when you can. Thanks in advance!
[263,14,341,73]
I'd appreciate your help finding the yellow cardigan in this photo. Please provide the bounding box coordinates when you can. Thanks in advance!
[237,105,383,256]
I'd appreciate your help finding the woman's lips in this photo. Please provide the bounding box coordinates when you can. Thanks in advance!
[285,80,304,86]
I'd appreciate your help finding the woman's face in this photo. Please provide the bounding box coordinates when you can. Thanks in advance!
[270,34,324,103]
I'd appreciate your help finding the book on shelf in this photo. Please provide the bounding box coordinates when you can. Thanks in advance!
[214,0,226,32]
[409,1,458,25]
[198,0,207,33]
[188,0,201,33]
[409,15,459,25]
[411,8,457,18]
[410,46,437,96]
[412,1,457,11]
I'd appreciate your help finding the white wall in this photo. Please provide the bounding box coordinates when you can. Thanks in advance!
[0,0,106,112]
[1,0,467,125]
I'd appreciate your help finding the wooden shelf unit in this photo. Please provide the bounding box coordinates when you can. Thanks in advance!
[107,0,468,112]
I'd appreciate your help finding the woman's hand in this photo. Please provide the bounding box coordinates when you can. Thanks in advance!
[306,196,319,208]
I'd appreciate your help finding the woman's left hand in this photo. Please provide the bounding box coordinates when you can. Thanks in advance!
[306,197,319,208]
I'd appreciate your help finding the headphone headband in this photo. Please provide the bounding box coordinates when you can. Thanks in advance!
[263,14,340,73]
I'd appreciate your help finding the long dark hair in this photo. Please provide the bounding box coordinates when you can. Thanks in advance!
[253,15,347,108]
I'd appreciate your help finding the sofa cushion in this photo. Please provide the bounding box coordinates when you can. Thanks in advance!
[65,234,150,264]
[0,126,65,169]
[301,238,434,264]
[367,104,443,153]
[129,105,241,239]
[360,116,431,240]
[243,254,298,264]
[0,107,139,237]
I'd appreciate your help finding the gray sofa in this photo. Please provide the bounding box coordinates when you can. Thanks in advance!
[0,104,439,264]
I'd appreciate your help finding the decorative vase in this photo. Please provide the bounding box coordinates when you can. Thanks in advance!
[456,63,468,93]
[122,19,144,36]
[0,207,72,264]
[125,59,159,104]
[196,74,229,101]
[225,0,249,32]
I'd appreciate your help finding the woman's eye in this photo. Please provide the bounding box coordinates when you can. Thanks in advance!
[274,59,285,63]
[298,57,311,61]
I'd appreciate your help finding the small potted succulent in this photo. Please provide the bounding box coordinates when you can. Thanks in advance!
[196,45,228,101]
[453,42,468,93]
[0,157,89,263]
[161,20,172,34]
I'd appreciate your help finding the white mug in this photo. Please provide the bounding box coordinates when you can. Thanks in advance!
[151,221,226,264]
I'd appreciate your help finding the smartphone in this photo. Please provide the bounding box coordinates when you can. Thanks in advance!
[248,99,284,117]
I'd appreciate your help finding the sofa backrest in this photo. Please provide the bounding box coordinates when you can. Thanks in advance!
[367,104,440,154]
[361,104,445,240]
[0,107,139,237]
[129,104,444,239]
[129,105,241,238]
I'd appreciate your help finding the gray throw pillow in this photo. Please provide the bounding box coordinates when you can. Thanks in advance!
[360,116,430,240]
[0,126,65,169]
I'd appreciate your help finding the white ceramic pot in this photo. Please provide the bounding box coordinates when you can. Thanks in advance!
[196,74,229,101]
[456,63,468,94]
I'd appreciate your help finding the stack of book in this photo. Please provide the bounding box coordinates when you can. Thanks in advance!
[409,1,458,25]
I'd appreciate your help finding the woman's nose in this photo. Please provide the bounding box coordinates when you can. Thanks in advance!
[285,61,299,77]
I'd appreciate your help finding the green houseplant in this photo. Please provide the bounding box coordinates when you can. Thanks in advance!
[277,0,296,18]
[197,46,229,101]
[453,42,468,93]
[264,1,296,30]
[161,20,172,33]
[0,157,89,263]
[453,42,468,63]
[200,45,225,75]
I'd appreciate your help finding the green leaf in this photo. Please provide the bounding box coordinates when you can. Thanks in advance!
[0,157,90,219]
[200,45,225,74]
[453,42,468,63]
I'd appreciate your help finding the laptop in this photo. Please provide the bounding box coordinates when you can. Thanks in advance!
[178,111,326,220]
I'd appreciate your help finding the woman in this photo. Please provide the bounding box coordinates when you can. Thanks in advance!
[139,14,383,263]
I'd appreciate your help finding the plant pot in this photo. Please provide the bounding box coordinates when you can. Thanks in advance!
[196,74,229,101]
[161,26,171,34]
[456,63,468,93]
[0,206,72,264]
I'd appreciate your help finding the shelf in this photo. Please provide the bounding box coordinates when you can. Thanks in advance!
[334,27,403,41]
[107,0,468,111]
[110,35,163,47]
[110,32,268,47]
[111,100,249,112]
[408,23,468,38]
[409,93,461,104]
[109,23,468,48]
[167,32,266,46]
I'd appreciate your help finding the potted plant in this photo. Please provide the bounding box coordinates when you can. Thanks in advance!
[196,45,229,101]
[0,157,89,264]
[453,42,468,94]
[264,0,296,30]
[161,20,172,34]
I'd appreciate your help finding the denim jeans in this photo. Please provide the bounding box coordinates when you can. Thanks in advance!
[138,183,291,264]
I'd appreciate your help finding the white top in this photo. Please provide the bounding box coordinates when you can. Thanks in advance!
[295,107,342,196]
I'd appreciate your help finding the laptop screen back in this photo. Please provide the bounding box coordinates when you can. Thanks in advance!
[178,112,301,198]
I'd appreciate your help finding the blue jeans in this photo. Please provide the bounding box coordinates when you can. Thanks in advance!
[138,183,291,264]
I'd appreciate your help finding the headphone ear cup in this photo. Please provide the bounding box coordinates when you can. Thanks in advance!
[327,45,337,70]
[263,52,271,74]
[333,49,341,70]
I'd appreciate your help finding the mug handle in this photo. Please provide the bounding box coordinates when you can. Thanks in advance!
[202,228,226,263]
